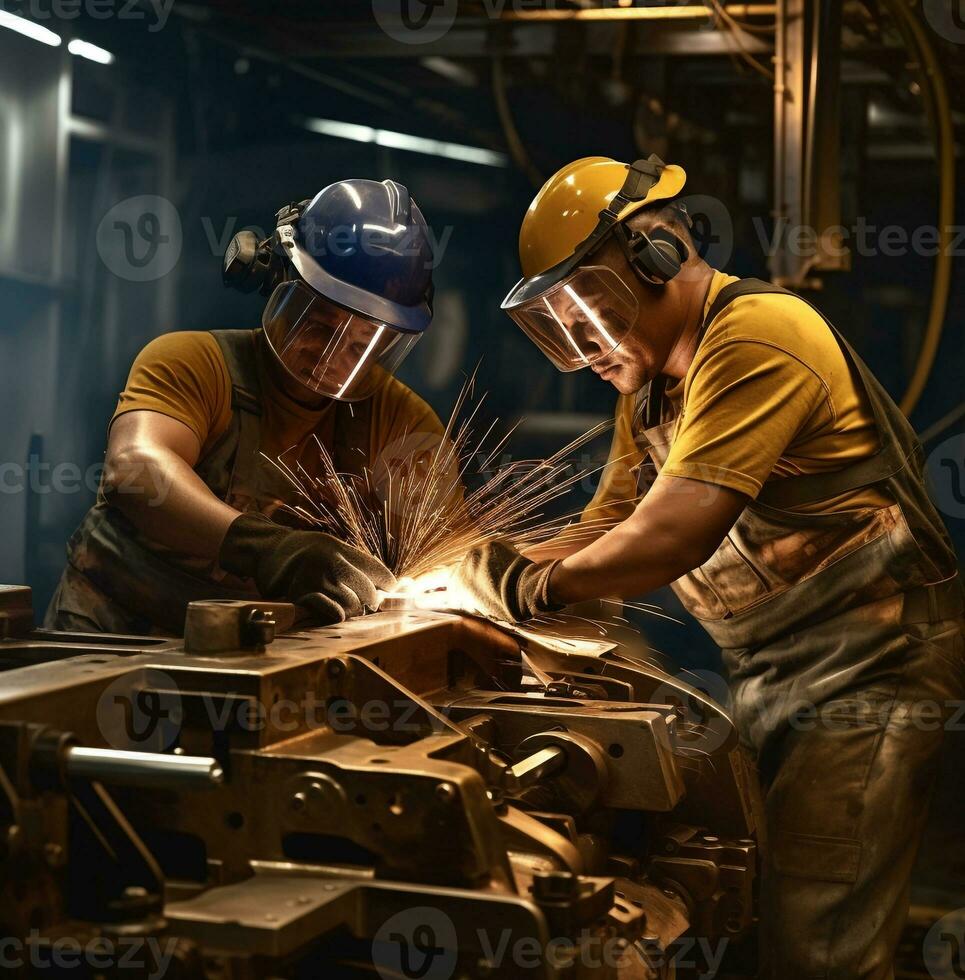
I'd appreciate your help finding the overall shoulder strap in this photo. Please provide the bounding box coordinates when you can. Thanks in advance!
[699,279,907,510]
[333,398,373,480]
[209,329,263,505]
[210,329,263,416]
[703,277,790,329]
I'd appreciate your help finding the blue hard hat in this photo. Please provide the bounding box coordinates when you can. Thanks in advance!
[286,178,434,334]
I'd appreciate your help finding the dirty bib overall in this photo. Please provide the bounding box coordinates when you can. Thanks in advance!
[631,280,964,979]
[45,330,371,636]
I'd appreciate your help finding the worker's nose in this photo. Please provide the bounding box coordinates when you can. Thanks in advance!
[581,336,606,361]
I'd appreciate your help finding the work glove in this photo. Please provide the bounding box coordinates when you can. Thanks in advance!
[453,538,564,624]
[219,512,396,625]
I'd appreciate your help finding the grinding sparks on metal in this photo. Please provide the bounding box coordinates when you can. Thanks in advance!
[262,372,641,633]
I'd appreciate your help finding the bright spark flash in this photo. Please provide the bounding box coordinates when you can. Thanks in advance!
[262,370,645,642]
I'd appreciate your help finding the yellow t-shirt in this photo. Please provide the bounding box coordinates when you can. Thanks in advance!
[583,271,887,526]
[112,330,447,481]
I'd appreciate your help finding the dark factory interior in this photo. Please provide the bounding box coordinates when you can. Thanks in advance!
[0,2,963,977]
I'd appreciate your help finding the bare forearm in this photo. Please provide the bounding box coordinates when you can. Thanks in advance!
[548,476,746,605]
[551,517,699,603]
[523,524,607,562]
[104,446,239,557]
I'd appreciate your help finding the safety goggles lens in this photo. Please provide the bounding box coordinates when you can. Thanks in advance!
[504,267,638,372]
[263,280,419,401]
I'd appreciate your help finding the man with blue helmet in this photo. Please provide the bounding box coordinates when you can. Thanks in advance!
[46,179,444,635]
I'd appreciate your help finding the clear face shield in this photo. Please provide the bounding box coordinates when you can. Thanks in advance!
[262,279,420,401]
[502,265,640,372]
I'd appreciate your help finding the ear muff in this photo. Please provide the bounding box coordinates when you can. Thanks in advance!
[222,200,310,296]
[222,230,278,294]
[621,225,689,285]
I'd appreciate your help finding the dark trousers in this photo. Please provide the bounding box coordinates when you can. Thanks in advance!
[44,564,163,635]
[731,608,965,979]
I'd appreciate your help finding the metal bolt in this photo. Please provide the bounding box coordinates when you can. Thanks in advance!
[634,936,662,965]
[43,843,65,868]
[486,788,507,813]
[435,782,456,803]
[244,608,275,647]
[291,792,307,811]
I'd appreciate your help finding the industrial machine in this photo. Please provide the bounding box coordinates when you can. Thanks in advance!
[0,585,761,978]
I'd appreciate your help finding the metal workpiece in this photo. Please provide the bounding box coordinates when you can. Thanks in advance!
[519,643,739,755]
[183,599,297,654]
[0,605,761,976]
[432,689,686,812]
[0,584,34,639]
[164,870,559,977]
[649,830,758,940]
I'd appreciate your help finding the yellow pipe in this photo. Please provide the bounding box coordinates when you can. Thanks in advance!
[886,0,955,417]
[501,4,775,22]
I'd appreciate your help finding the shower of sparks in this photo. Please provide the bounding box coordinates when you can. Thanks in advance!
[262,371,655,642]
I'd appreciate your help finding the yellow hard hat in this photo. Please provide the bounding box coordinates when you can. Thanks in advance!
[518,155,687,279]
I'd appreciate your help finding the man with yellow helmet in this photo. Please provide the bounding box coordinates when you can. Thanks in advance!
[455,155,964,977]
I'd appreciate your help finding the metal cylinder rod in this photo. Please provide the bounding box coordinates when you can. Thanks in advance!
[65,747,224,790]
[507,744,565,791]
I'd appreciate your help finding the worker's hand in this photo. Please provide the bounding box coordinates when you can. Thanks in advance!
[453,538,564,623]
[219,513,396,624]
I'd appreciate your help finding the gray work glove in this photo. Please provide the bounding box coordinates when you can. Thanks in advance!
[219,512,396,624]
[453,538,564,624]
